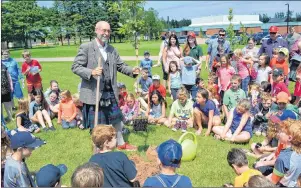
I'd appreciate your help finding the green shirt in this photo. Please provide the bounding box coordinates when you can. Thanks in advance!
[223,89,246,110]
[170,99,194,119]
[183,45,203,60]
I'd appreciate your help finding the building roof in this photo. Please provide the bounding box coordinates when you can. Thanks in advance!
[268,18,286,23]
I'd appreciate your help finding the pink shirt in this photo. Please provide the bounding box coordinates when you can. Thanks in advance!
[217,66,236,91]
[166,46,181,70]
[237,60,250,79]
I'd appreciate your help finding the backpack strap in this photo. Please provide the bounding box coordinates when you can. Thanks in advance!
[155,175,167,187]
[171,175,182,187]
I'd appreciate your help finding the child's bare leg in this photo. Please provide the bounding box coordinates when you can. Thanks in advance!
[34,128,41,133]
[212,126,225,136]
[232,131,251,143]
[148,116,155,124]
[193,108,203,134]
[42,109,53,127]
[222,105,229,119]
[33,111,46,128]
[158,117,167,125]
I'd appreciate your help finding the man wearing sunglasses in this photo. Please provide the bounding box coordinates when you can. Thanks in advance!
[258,26,288,59]
[206,29,231,71]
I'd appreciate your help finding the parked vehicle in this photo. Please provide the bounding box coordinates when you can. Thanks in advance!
[178,35,187,44]
[253,32,265,45]
[205,34,219,45]
[260,34,283,44]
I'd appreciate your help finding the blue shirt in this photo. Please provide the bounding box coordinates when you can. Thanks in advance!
[181,64,198,85]
[193,99,220,116]
[230,108,253,137]
[143,174,192,187]
[207,39,231,65]
[138,77,152,92]
[2,58,23,82]
[140,59,153,76]
[89,151,137,187]
[258,38,288,59]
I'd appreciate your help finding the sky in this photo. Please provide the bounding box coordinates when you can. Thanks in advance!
[37,1,301,20]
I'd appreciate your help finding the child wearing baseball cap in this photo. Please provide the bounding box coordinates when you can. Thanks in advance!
[36,164,67,187]
[272,92,298,120]
[270,47,289,85]
[271,68,290,101]
[143,139,192,187]
[3,131,45,187]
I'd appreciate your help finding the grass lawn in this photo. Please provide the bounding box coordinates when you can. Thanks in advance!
[2,60,275,187]
[10,40,211,59]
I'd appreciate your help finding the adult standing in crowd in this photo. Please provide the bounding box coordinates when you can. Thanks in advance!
[206,29,231,71]
[286,26,301,52]
[72,21,140,151]
[162,33,183,85]
[258,26,288,59]
[242,37,259,63]
[183,31,203,76]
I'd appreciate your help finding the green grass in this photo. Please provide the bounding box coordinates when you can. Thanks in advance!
[3,60,273,187]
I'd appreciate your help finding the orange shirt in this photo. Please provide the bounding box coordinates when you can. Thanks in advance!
[58,99,77,121]
[269,58,289,76]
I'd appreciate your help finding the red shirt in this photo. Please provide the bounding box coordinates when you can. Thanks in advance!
[22,59,42,84]
[148,84,166,98]
[272,82,290,97]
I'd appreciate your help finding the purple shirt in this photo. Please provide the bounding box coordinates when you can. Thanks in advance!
[258,38,288,58]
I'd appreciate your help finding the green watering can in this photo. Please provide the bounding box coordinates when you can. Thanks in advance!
[178,132,198,162]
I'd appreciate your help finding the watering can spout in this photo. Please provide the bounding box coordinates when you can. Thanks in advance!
[178,132,197,162]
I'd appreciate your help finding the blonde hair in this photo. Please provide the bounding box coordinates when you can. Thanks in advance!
[231,74,242,83]
[22,50,31,58]
[237,99,251,111]
[16,98,29,114]
[126,93,136,101]
[288,120,301,154]
[71,162,104,187]
[177,86,189,99]
[92,125,116,150]
[60,90,72,100]
[249,83,260,96]
[233,49,243,58]
[261,92,272,101]
[72,93,80,102]
[267,119,280,139]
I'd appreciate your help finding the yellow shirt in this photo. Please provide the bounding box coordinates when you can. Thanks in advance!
[234,169,262,187]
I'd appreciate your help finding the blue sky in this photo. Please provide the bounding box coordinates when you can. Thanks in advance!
[37,1,301,20]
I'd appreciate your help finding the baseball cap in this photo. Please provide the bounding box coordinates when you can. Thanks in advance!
[152,75,160,80]
[184,56,193,65]
[144,51,150,55]
[272,68,284,77]
[277,110,297,121]
[276,91,289,103]
[279,48,289,56]
[157,139,182,168]
[10,131,45,150]
[269,26,278,33]
[36,164,68,187]
[187,32,196,38]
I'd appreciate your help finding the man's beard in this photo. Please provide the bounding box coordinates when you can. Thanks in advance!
[97,34,108,43]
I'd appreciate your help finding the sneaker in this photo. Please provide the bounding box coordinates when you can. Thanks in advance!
[181,121,187,133]
[172,121,181,131]
[43,127,49,132]
[49,126,56,131]
[117,143,137,151]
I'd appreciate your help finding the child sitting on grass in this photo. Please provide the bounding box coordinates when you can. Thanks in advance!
[207,73,220,107]
[213,99,252,143]
[226,148,261,187]
[191,77,205,102]
[71,162,104,187]
[134,68,152,104]
[118,82,127,110]
[72,93,84,129]
[44,80,61,101]
[16,99,40,133]
[193,88,221,136]
[122,93,140,125]
[146,90,167,125]
[89,125,137,187]
[143,139,192,187]
[268,119,301,187]
[57,90,77,129]
[165,87,194,133]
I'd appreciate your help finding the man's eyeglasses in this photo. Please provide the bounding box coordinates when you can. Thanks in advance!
[270,32,276,35]
[219,34,225,36]
[98,28,111,34]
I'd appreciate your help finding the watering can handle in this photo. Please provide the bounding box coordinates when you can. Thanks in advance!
[178,132,197,145]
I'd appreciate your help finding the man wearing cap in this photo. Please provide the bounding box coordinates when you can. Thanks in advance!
[206,29,231,71]
[258,26,288,59]
[36,164,67,187]
[72,21,139,151]
[4,131,45,187]
[140,51,153,77]
[286,26,301,52]
[143,139,192,187]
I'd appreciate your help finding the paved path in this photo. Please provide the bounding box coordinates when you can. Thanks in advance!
[15,56,206,62]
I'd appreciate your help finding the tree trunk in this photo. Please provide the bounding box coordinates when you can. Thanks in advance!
[79,36,82,44]
[113,35,116,43]
[67,38,70,46]
[60,34,63,46]
[74,36,76,45]
[6,41,9,49]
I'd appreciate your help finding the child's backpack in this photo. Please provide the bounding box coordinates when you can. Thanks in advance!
[132,116,148,132]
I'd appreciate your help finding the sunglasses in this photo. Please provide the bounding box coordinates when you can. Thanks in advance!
[270,32,276,35]
[219,34,225,36]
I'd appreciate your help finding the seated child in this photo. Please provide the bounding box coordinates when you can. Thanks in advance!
[143,139,192,187]
[36,164,67,187]
[271,68,290,102]
[191,77,205,102]
[44,80,61,101]
[140,51,153,78]
[146,90,167,125]
[248,83,261,124]
[72,93,84,129]
[207,73,220,107]
[271,92,298,120]
[89,125,137,187]
[122,93,140,125]
[165,87,194,133]
[57,90,77,129]
[29,90,55,132]
[268,119,301,187]
[168,61,182,101]
[71,162,104,187]
[213,99,252,143]
[4,131,45,187]
[134,68,152,102]
[222,74,247,118]
[148,75,166,100]
[193,88,221,136]
[227,148,261,187]
[46,90,60,120]
[117,82,127,110]
[16,99,40,133]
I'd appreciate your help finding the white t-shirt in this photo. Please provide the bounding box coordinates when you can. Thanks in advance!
[255,66,272,85]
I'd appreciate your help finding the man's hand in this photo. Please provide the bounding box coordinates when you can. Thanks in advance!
[132,67,140,75]
[92,67,103,76]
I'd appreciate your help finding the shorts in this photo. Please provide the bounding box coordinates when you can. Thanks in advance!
[27,82,42,93]
[27,124,40,133]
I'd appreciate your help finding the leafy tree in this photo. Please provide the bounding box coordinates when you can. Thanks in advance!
[274,12,285,19]
[143,8,164,40]
[259,13,270,23]
[178,19,191,27]
[239,22,248,45]
[296,12,301,21]
[226,8,236,49]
